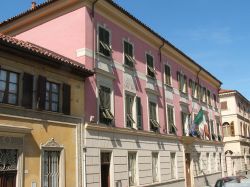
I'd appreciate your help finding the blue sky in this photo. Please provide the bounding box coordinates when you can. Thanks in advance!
[1,0,250,99]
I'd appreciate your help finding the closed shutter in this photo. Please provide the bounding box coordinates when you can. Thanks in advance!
[62,84,71,115]
[37,75,46,110]
[22,73,33,108]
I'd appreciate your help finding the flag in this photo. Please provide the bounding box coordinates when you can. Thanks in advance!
[190,108,206,137]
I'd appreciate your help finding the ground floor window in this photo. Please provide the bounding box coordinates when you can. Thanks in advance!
[170,152,176,179]
[128,152,137,186]
[101,152,111,187]
[0,149,18,187]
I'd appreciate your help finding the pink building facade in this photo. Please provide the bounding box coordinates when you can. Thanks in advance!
[0,1,225,187]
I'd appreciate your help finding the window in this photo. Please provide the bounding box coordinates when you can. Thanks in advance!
[146,54,155,78]
[207,90,211,105]
[149,101,159,132]
[99,86,114,125]
[220,101,228,110]
[213,94,217,108]
[177,72,187,94]
[136,97,143,130]
[189,79,196,97]
[124,41,135,67]
[223,122,235,137]
[198,153,202,174]
[213,153,216,172]
[128,152,137,186]
[201,87,207,103]
[211,120,217,140]
[45,81,60,112]
[37,76,71,114]
[170,152,176,179]
[181,112,190,136]
[0,69,19,105]
[164,65,171,86]
[206,153,210,173]
[125,94,135,128]
[43,150,60,187]
[98,26,111,57]
[152,152,159,182]
[218,153,222,171]
[167,105,176,134]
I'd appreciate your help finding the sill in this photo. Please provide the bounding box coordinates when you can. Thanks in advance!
[96,52,112,60]
[180,92,188,98]
[146,75,156,80]
[123,64,135,71]
[164,84,173,92]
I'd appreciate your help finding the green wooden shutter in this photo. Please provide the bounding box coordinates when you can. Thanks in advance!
[22,73,33,109]
[62,83,71,115]
[136,97,142,130]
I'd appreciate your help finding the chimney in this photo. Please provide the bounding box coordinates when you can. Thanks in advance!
[31,1,36,9]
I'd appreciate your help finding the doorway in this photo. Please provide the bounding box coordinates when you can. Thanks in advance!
[0,171,16,187]
[185,153,191,187]
[101,152,111,187]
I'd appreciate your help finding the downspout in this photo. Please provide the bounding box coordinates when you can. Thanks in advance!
[159,41,167,133]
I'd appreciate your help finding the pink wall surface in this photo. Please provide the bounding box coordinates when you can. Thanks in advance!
[15,5,220,136]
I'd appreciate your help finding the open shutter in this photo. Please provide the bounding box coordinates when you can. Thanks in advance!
[62,83,71,115]
[22,73,33,108]
[136,97,142,130]
[37,75,46,110]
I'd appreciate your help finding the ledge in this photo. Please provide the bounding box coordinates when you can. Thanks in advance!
[86,123,180,141]
[0,104,82,125]
[139,178,185,187]
[0,124,32,134]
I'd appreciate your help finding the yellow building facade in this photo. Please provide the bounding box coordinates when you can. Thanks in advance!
[0,34,93,187]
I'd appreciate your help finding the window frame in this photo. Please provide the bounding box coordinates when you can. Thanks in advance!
[164,64,172,86]
[170,152,177,179]
[125,92,136,128]
[45,80,60,112]
[149,100,160,132]
[146,53,156,78]
[128,152,138,186]
[0,68,19,105]
[167,105,176,134]
[123,40,135,68]
[97,25,112,57]
[98,85,114,125]
[41,138,65,187]
[152,152,160,183]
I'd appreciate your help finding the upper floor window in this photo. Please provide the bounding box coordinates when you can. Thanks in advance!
[164,65,171,86]
[149,101,159,132]
[0,69,19,105]
[220,101,228,110]
[177,72,187,94]
[207,90,211,105]
[98,26,111,57]
[136,97,143,130]
[222,122,235,137]
[125,93,135,128]
[45,81,60,112]
[213,94,217,108]
[124,41,135,68]
[167,105,176,134]
[99,85,114,125]
[201,87,207,103]
[146,54,155,78]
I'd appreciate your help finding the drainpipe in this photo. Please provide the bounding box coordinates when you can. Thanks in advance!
[159,41,167,133]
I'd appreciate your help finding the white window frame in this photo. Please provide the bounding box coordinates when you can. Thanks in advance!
[97,24,112,57]
[123,39,135,68]
[148,95,159,132]
[41,138,65,187]
[167,104,176,134]
[164,63,172,86]
[96,75,114,125]
[198,153,203,175]
[124,91,136,129]
[145,52,156,78]
[170,152,177,179]
[100,151,114,187]
[128,152,138,186]
[152,152,160,183]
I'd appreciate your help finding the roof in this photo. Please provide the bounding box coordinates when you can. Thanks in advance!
[219,89,235,94]
[219,88,249,103]
[0,0,221,85]
[0,33,94,77]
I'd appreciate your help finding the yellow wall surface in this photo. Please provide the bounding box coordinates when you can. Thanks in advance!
[0,50,85,187]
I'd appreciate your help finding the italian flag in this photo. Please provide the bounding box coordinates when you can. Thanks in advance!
[192,108,210,139]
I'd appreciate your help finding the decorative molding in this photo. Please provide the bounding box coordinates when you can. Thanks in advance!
[41,138,63,149]
[0,136,23,146]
